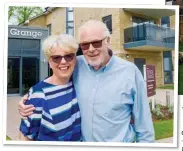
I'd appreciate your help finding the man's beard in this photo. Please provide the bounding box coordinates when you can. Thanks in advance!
[87,58,102,69]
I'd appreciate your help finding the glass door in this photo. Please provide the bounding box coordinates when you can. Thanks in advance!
[163,51,173,84]
[134,58,146,77]
[7,58,20,94]
[22,57,39,95]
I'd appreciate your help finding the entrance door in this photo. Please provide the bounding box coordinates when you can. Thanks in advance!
[134,58,146,77]
[7,58,20,94]
[22,58,39,95]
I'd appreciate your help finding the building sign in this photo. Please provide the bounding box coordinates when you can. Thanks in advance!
[144,65,156,97]
[10,28,43,39]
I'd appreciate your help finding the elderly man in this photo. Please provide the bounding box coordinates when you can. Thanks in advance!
[18,20,154,142]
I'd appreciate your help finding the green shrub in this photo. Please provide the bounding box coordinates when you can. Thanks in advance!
[152,106,165,120]
[167,105,173,118]
[167,105,173,114]
[155,104,162,109]
[156,111,165,120]
[152,107,160,114]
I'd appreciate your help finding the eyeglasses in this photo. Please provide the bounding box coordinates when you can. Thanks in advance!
[50,53,75,63]
[79,37,107,50]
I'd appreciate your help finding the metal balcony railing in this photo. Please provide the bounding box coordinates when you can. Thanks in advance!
[124,23,175,44]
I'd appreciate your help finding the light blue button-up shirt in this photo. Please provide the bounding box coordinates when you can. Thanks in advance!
[73,55,155,142]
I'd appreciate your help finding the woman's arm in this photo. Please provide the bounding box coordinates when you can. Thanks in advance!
[19,87,45,141]
[19,131,34,141]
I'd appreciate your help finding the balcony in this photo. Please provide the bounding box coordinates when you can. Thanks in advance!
[124,23,175,51]
[123,8,175,19]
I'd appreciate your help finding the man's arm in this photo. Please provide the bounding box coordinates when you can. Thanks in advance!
[18,94,35,118]
[132,66,155,143]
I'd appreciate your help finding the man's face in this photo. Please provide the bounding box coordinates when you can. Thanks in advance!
[79,26,110,70]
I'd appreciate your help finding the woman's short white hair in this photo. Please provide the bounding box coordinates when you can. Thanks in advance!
[78,20,111,42]
[42,34,78,59]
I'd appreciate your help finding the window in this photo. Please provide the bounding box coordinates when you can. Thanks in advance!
[47,24,51,35]
[68,28,74,36]
[102,15,112,34]
[132,16,155,26]
[161,16,170,28]
[163,51,173,84]
[68,11,74,21]
[67,7,73,11]
[66,7,74,36]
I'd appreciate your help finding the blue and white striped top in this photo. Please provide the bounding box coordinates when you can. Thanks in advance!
[19,80,81,141]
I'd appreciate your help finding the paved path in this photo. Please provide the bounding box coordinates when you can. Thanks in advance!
[6,94,173,143]
[155,137,173,143]
[6,96,21,140]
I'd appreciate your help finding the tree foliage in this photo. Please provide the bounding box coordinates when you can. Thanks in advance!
[8,6,43,25]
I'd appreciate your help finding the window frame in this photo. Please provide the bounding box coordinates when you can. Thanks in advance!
[66,7,74,36]
[102,15,112,34]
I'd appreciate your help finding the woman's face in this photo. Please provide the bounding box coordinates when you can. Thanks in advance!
[49,45,76,81]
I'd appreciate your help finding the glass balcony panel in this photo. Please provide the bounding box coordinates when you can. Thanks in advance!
[124,23,175,44]
[124,23,175,50]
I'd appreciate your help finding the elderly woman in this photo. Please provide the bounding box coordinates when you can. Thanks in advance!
[19,34,81,141]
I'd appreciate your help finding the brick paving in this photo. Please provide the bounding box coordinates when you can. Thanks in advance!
[6,96,21,140]
[6,95,173,143]
[155,137,173,143]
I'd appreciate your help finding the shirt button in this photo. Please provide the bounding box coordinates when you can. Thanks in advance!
[104,113,108,117]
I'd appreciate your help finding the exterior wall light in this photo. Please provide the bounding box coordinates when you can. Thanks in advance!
[126,54,130,59]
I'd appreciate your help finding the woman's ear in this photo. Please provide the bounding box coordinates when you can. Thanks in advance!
[48,59,52,69]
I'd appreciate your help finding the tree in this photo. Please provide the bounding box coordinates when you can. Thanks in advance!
[8,6,43,25]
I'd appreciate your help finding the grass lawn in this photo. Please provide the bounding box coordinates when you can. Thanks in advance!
[179,64,183,95]
[6,136,11,140]
[157,85,174,90]
[157,64,183,93]
[153,119,173,140]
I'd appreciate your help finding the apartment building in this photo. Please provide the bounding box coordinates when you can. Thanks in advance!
[8,7,175,95]
[74,8,175,86]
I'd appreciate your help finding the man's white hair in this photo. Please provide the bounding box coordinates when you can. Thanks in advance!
[42,34,78,59]
[78,20,111,42]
